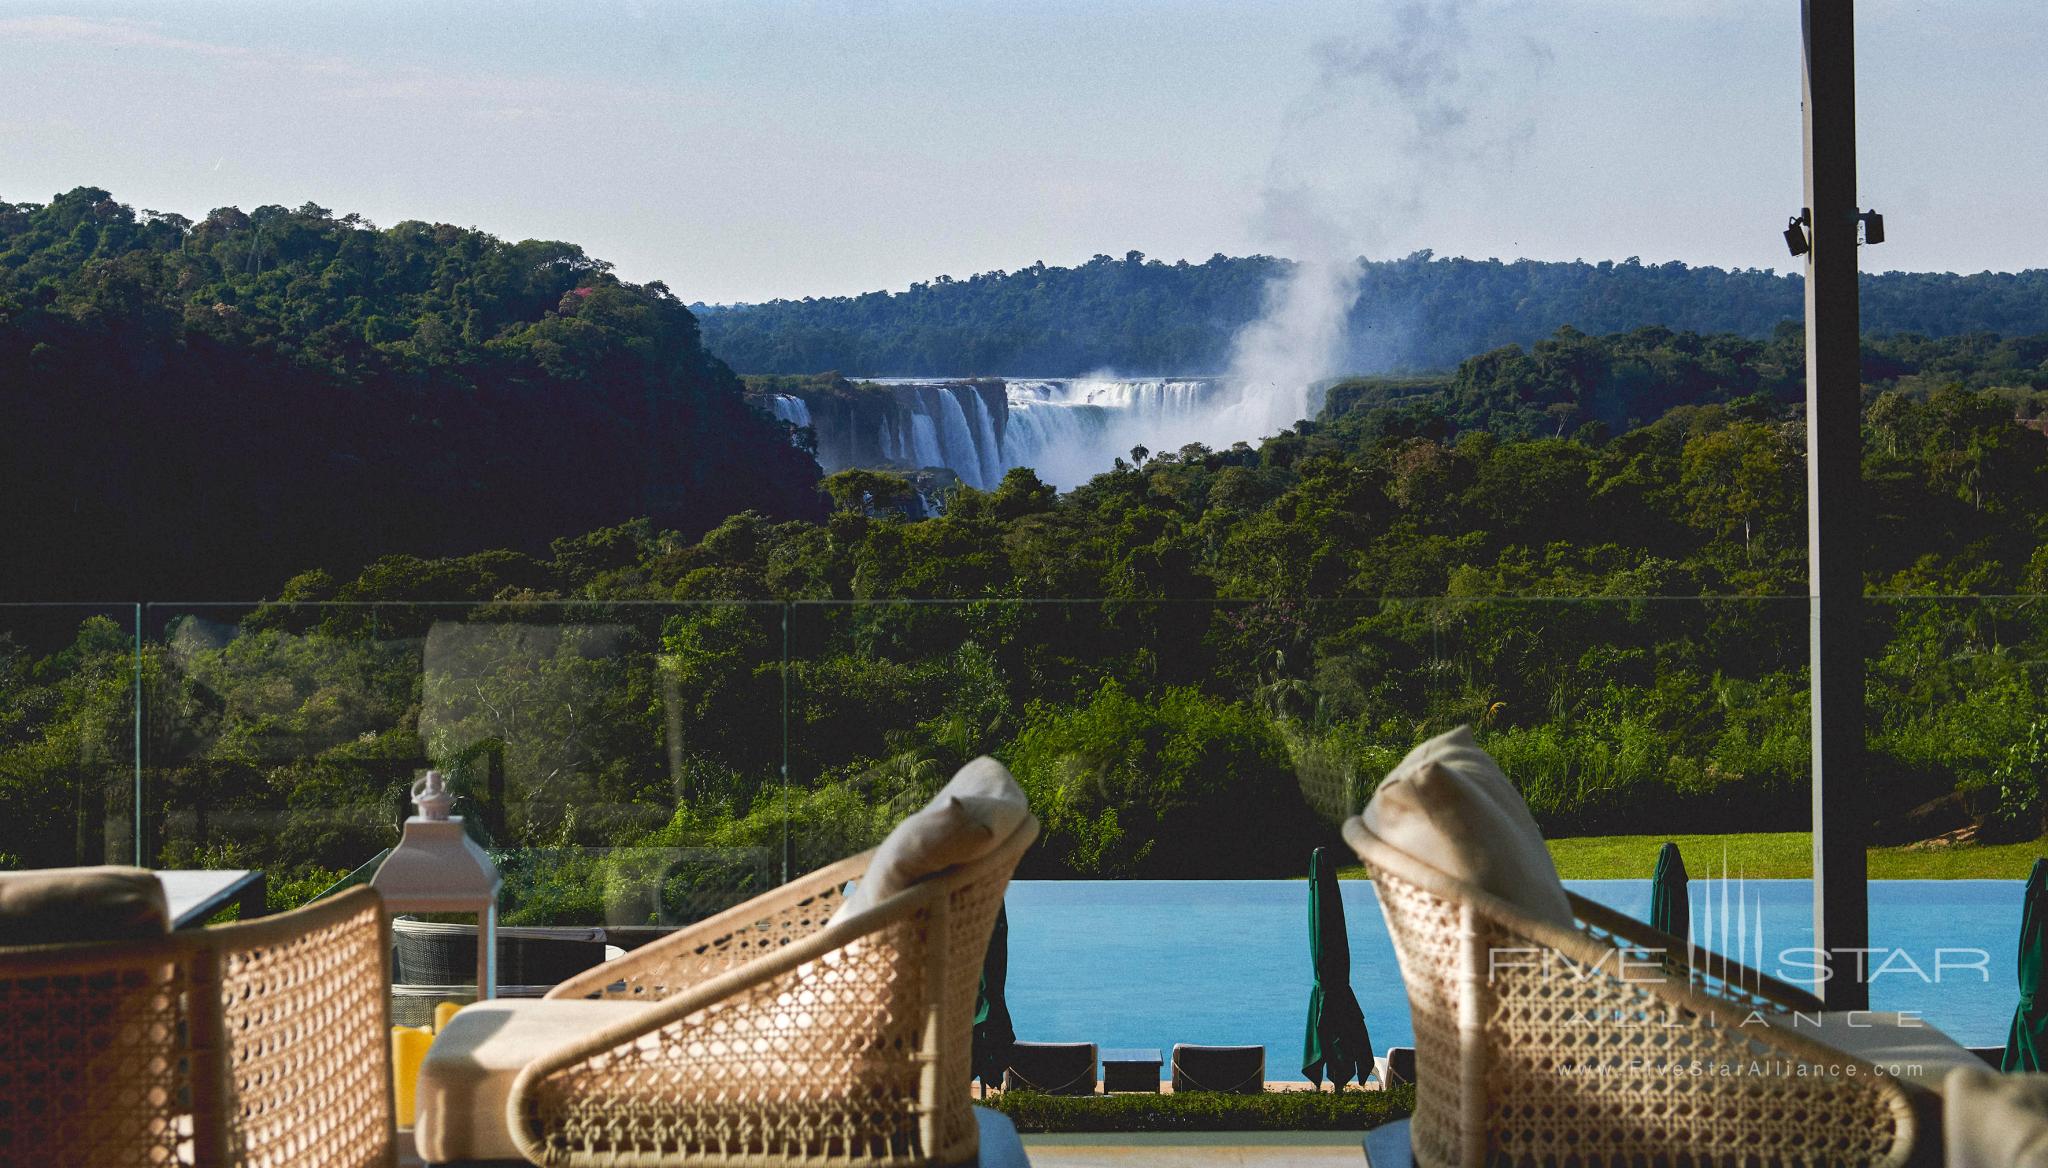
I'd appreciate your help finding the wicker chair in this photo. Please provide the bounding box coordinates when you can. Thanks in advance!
[1343,816,1943,1168]
[0,885,395,1167]
[456,814,1039,1168]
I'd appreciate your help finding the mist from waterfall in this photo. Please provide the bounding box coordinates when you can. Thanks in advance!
[755,4,1548,498]
[1001,378,1221,488]
[1201,0,1548,447]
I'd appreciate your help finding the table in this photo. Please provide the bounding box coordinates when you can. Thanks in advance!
[1100,1046,1163,1093]
[158,869,268,928]
[1361,1118,1414,1167]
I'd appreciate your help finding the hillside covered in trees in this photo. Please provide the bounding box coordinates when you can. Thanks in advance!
[7,187,2048,897]
[9,322,2047,898]
[698,249,2048,377]
[1321,323,2048,443]
[0,187,821,599]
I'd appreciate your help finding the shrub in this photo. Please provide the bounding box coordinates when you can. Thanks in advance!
[987,1086,1414,1133]
[1989,717,2048,839]
[1006,681,1321,877]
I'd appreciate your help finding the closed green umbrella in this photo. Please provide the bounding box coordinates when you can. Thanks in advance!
[972,901,1015,1090]
[2002,858,2048,1071]
[1303,846,1373,1088]
[1650,841,1690,942]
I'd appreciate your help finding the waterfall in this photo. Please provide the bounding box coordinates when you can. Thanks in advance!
[965,391,1006,489]
[993,378,1223,488]
[931,387,990,490]
[783,376,1250,493]
[907,412,943,471]
[765,394,811,428]
[1004,394,1114,489]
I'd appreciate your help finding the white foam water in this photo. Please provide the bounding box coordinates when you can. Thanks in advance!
[759,375,1320,492]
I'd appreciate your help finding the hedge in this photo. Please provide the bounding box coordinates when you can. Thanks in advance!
[984,1086,1415,1133]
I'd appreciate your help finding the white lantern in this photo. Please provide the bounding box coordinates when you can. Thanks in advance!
[372,770,502,998]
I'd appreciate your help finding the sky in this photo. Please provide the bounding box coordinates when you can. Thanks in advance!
[3,0,2045,304]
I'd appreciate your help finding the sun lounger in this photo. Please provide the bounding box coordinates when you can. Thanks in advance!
[1170,1044,1265,1094]
[1003,1041,1099,1095]
[1375,1046,1416,1087]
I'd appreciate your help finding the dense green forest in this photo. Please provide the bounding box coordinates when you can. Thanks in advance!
[0,188,821,598]
[6,187,2048,906]
[698,249,2048,376]
[1323,323,2048,443]
[8,323,2048,904]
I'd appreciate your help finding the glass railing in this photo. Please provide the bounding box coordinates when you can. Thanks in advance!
[138,601,785,927]
[1860,595,2047,1050]
[5,596,2042,1067]
[0,604,141,870]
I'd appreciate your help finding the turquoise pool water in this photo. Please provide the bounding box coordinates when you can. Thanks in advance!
[1002,879,2029,1081]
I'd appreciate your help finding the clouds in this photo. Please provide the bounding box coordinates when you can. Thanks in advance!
[1311,0,1473,138]
[2,2,2043,302]
[0,14,257,58]
[0,13,632,132]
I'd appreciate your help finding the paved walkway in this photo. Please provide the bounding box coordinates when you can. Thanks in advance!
[402,1125,1374,1166]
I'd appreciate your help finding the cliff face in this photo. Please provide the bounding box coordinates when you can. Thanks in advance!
[750,378,1010,490]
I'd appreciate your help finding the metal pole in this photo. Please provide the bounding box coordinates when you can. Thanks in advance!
[1803,0,1868,1011]
[479,902,498,1000]
[134,604,144,867]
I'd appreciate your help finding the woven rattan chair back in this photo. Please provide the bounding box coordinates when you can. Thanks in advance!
[511,814,1040,1168]
[0,885,396,1168]
[1342,816,1923,1168]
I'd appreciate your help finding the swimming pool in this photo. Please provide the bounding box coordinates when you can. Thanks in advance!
[1001,879,2029,1081]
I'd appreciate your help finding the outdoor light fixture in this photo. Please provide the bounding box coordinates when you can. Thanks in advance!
[373,770,501,998]
[1784,210,1811,258]
[1784,208,1884,255]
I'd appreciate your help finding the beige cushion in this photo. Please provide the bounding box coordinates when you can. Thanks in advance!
[1790,1009,1980,1092]
[1945,1065,2048,1167]
[0,865,169,944]
[830,756,1028,924]
[1362,726,1574,928]
[415,999,652,1162]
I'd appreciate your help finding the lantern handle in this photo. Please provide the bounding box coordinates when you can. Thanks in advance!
[411,770,455,820]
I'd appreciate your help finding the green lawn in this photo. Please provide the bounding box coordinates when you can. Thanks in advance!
[1339,832,2048,881]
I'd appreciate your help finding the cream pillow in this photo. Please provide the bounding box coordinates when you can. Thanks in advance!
[1945,1065,2048,1168]
[0,865,170,944]
[1795,1010,1979,1092]
[830,756,1028,924]
[1362,725,1575,928]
